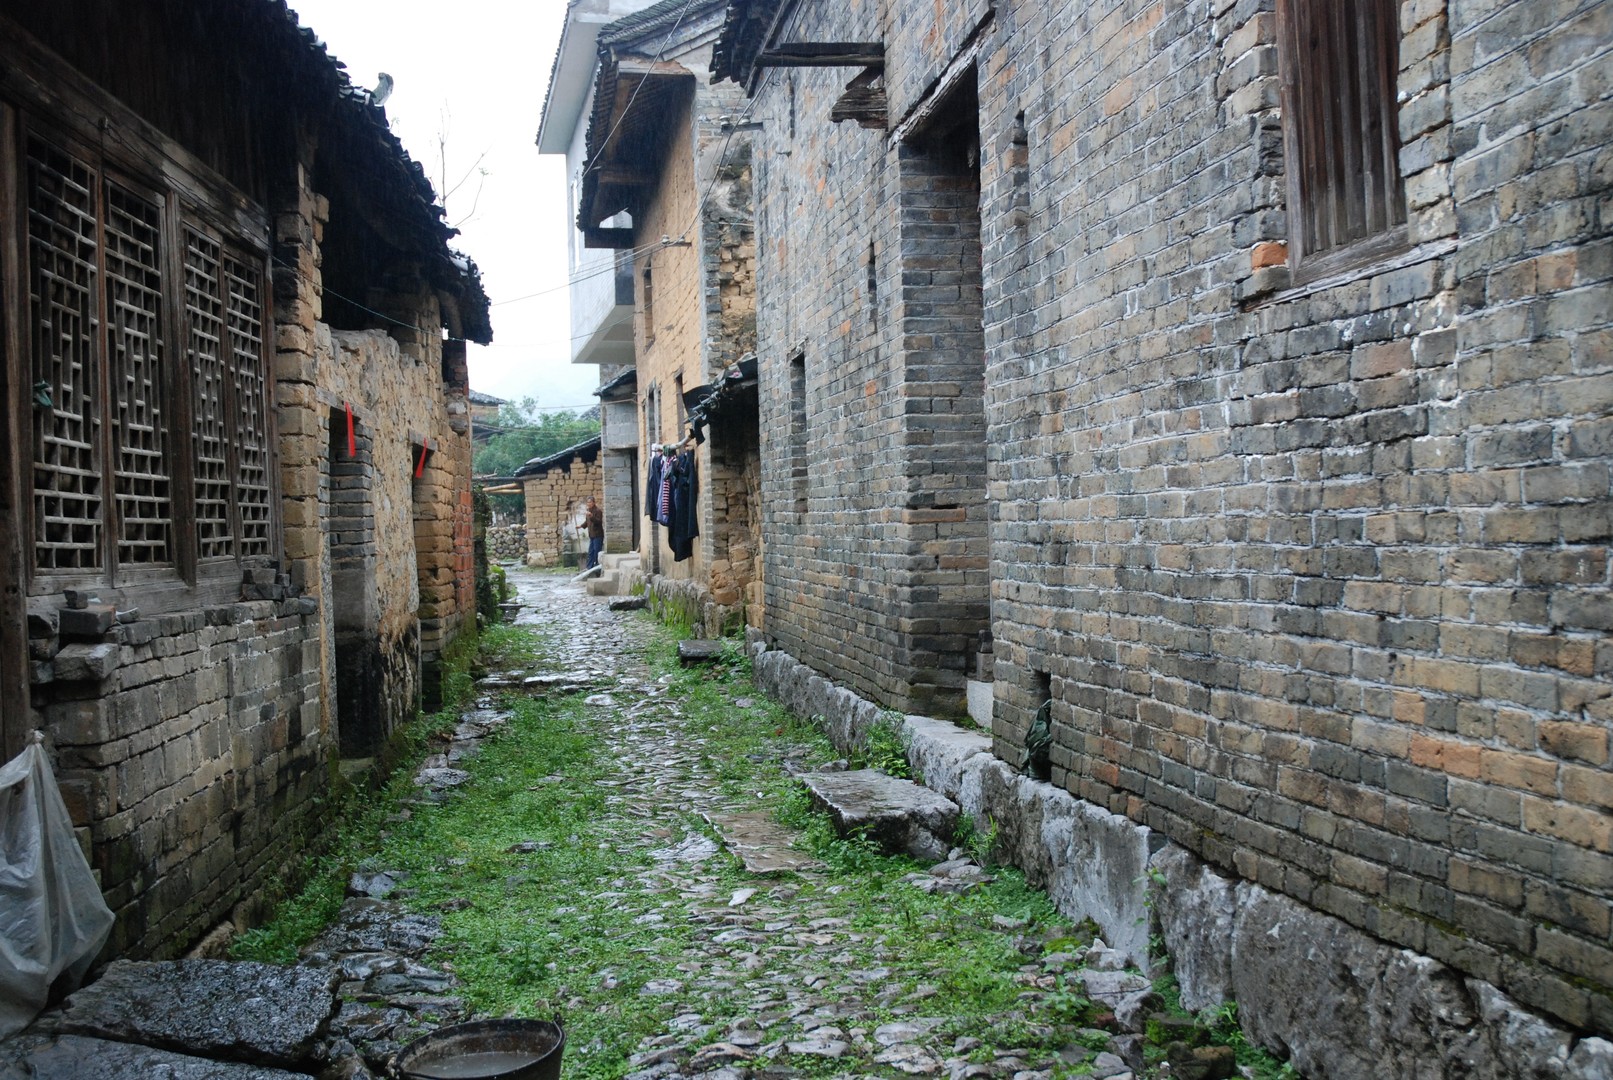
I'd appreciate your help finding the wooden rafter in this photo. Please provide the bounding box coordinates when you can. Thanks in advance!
[755,42,885,68]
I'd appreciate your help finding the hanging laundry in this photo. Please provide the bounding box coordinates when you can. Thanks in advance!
[668,448,699,562]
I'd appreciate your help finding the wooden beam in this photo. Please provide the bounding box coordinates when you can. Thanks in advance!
[593,166,654,188]
[830,68,887,129]
[0,100,32,759]
[616,58,693,80]
[755,42,884,68]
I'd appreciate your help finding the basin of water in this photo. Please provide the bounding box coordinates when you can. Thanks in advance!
[393,1018,565,1080]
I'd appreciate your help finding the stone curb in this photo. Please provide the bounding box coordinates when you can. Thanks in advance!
[746,634,1613,1080]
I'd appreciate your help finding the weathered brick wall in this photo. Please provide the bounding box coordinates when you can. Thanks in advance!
[522,457,603,566]
[36,599,322,958]
[276,166,473,751]
[747,0,1612,1034]
[634,55,757,593]
[751,3,992,717]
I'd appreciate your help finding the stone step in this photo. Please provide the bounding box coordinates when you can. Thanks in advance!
[585,571,621,596]
[797,769,960,861]
[677,639,725,665]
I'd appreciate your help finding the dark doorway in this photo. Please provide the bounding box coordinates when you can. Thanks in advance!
[325,407,381,757]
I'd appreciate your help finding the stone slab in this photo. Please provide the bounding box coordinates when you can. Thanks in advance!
[797,769,959,861]
[0,1033,309,1079]
[965,679,993,728]
[31,960,337,1069]
[609,595,647,611]
[677,639,726,665]
[701,809,823,873]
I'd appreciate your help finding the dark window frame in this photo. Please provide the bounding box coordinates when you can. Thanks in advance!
[4,77,278,612]
[1276,0,1409,283]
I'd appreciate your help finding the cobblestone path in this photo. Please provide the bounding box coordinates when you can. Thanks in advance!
[313,569,1184,1080]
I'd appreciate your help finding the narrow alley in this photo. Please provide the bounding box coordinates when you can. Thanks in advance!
[1,570,1258,1080]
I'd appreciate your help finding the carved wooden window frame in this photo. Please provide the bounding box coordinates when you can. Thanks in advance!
[2,59,278,611]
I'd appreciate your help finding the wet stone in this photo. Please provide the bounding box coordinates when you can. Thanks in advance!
[0,1033,310,1079]
[348,870,403,899]
[610,595,647,611]
[30,960,337,1070]
[797,770,959,861]
[678,639,726,665]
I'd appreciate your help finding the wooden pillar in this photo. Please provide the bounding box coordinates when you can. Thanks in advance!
[0,100,33,759]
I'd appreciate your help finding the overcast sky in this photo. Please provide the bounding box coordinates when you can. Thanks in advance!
[287,0,602,413]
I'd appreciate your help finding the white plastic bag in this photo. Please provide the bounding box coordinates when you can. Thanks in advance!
[0,735,115,1038]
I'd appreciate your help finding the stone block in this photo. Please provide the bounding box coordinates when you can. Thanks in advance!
[54,642,121,683]
[59,604,115,639]
[797,769,959,861]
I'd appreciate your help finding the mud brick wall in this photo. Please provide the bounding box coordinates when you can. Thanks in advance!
[522,457,603,567]
[706,403,763,623]
[746,0,1612,1034]
[275,165,473,751]
[36,599,322,958]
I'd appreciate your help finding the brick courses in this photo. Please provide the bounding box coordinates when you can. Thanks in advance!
[732,0,1613,1034]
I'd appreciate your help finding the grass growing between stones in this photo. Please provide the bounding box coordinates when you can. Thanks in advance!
[244,603,1298,1079]
[356,619,1106,1078]
[230,626,487,965]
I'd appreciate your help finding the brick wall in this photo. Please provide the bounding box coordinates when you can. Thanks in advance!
[744,0,1612,1033]
[522,457,603,566]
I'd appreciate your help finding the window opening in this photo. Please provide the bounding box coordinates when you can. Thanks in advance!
[1276,0,1407,279]
[22,121,275,593]
[788,351,807,515]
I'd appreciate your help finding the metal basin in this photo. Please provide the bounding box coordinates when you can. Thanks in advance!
[393,1018,565,1080]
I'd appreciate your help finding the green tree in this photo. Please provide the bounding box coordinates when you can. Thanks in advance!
[474,399,599,514]
[473,398,599,477]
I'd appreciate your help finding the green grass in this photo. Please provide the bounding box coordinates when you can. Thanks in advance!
[236,606,1300,1079]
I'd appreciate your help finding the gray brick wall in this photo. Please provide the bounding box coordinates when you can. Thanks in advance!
[744,0,1612,1031]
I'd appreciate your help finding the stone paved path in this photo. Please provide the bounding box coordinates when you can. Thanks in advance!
[362,569,1155,1080]
[1,569,1193,1080]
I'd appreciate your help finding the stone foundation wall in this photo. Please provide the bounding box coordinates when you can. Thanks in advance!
[35,597,323,958]
[645,574,743,639]
[748,634,1613,1078]
[486,524,526,562]
[522,457,602,567]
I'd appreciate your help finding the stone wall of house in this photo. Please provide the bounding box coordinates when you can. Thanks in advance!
[34,597,322,958]
[523,457,603,567]
[486,524,527,562]
[275,173,473,753]
[746,0,1611,1048]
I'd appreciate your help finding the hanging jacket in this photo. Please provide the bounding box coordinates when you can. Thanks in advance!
[668,450,699,561]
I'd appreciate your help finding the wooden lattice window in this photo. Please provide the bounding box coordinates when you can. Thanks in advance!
[105,179,172,567]
[27,134,103,572]
[225,253,271,558]
[20,122,275,597]
[1276,0,1408,281]
[185,227,233,559]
